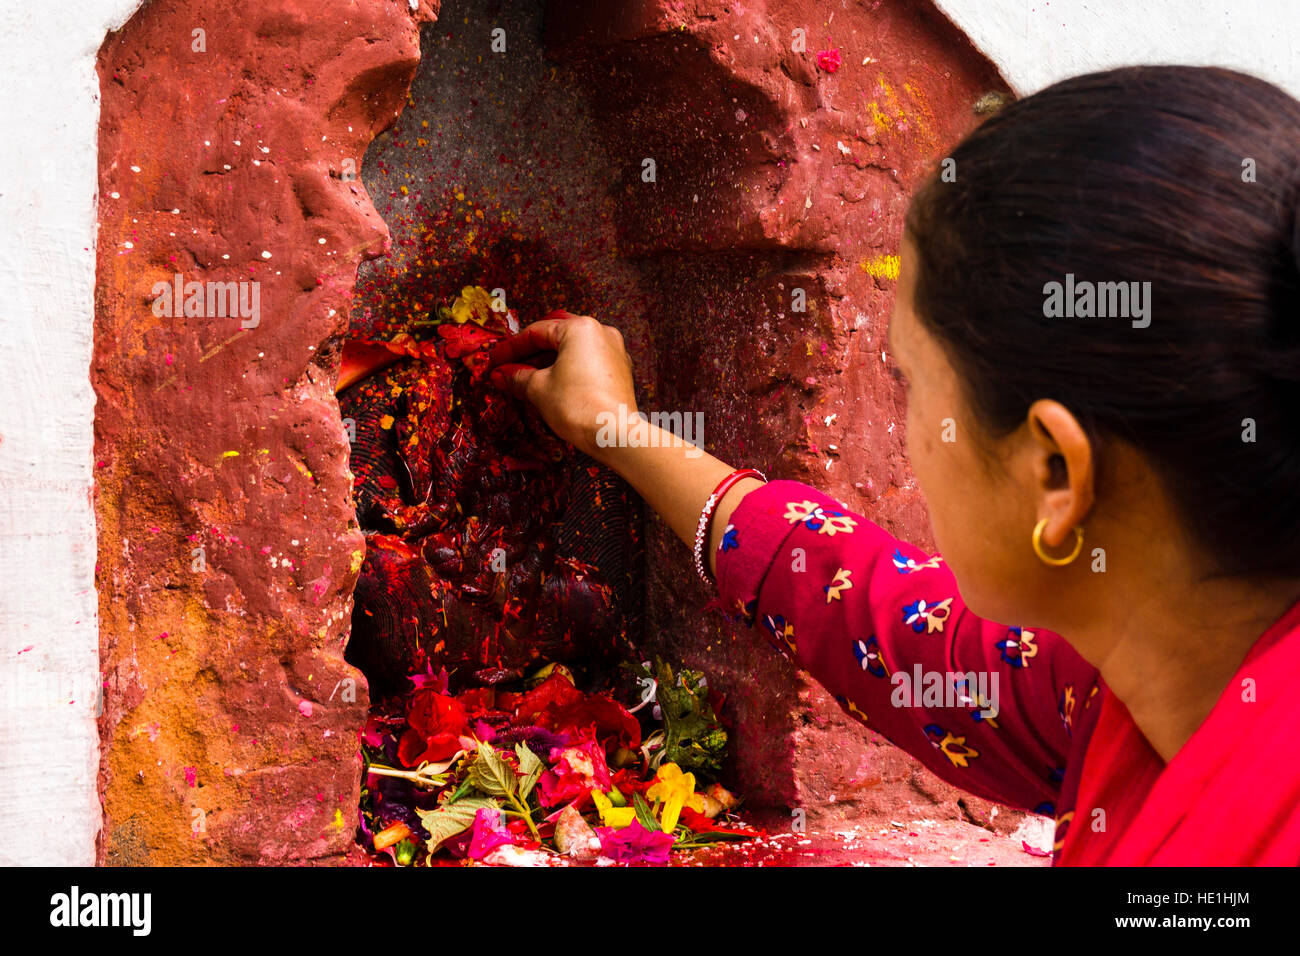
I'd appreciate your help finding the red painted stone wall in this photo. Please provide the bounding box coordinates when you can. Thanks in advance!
[93,0,438,865]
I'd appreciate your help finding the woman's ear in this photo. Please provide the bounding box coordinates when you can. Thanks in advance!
[1026,399,1096,548]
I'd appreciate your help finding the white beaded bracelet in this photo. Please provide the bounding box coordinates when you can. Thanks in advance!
[693,468,766,585]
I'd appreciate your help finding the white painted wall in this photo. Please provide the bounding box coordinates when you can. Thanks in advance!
[0,0,1297,866]
[936,0,1300,99]
[0,0,143,866]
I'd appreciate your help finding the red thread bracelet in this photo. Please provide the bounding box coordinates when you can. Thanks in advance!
[694,468,767,585]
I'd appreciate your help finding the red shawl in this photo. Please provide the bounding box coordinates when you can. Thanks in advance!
[1060,595,1300,864]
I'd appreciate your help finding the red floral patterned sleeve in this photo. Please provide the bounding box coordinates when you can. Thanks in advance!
[712,479,1100,815]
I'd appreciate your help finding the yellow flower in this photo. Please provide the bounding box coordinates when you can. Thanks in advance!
[645,763,705,832]
[592,790,636,829]
[449,285,493,325]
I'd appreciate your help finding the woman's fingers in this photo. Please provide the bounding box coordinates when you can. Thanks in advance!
[488,362,544,399]
[482,311,631,456]
[485,311,585,370]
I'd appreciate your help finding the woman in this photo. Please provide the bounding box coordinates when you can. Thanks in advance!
[485,66,1300,865]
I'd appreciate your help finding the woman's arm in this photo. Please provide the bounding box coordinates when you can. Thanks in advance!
[573,414,764,577]
[487,312,1099,813]
[712,477,1101,814]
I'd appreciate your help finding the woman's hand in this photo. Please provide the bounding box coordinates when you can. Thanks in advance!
[487,309,759,569]
[486,311,638,461]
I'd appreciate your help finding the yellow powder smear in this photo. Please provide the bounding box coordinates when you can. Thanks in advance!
[861,254,901,281]
[867,99,893,130]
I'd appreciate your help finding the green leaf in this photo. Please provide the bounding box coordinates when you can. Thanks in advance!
[468,742,518,798]
[633,792,661,832]
[649,657,729,779]
[393,839,418,866]
[677,830,757,844]
[514,743,544,802]
[447,778,476,804]
[415,796,499,853]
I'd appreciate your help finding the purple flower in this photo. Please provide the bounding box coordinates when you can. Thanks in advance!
[492,724,569,756]
[595,820,675,865]
[467,807,515,860]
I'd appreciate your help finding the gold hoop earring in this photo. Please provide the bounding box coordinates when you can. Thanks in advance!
[1032,518,1083,567]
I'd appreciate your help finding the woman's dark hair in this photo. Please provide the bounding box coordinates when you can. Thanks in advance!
[905,65,1300,579]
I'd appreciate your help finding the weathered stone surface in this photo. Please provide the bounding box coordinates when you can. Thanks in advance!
[94,0,438,865]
